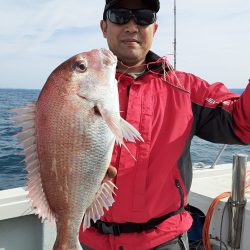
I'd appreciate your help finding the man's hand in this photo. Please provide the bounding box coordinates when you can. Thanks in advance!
[103,165,117,182]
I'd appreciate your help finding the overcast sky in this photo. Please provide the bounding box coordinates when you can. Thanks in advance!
[0,0,249,89]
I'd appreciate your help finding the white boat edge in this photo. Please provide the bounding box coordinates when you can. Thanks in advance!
[0,162,250,250]
[0,187,56,250]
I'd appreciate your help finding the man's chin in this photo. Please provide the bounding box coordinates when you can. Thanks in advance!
[118,57,144,67]
[118,51,141,62]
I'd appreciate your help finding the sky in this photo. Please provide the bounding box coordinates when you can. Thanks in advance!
[0,0,249,89]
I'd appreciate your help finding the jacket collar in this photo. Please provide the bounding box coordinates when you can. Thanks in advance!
[115,51,172,80]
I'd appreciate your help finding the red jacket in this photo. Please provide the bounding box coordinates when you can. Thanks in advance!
[79,52,250,250]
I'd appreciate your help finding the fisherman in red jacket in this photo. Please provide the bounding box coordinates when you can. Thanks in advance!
[79,0,250,249]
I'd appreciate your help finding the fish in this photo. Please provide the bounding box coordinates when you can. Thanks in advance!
[12,48,143,250]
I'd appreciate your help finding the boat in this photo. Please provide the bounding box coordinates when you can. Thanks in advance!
[189,155,250,250]
[1,154,249,250]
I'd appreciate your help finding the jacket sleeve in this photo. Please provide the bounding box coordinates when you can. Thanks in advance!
[190,75,250,145]
[232,81,250,143]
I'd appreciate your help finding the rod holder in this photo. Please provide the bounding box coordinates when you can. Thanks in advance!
[228,154,247,249]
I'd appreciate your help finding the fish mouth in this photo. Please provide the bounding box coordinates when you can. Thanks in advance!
[99,48,117,66]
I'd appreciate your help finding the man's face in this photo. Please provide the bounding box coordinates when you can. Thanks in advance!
[100,1,158,66]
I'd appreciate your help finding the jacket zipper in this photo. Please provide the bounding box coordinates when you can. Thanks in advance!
[175,179,184,209]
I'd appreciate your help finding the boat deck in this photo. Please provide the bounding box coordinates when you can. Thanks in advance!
[189,163,250,250]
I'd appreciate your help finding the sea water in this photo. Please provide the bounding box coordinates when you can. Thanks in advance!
[0,88,250,190]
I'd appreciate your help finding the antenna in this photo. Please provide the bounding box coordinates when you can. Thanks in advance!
[173,0,177,70]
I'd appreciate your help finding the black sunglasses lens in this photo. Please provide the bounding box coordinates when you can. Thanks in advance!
[108,9,130,24]
[107,9,156,25]
[134,10,156,25]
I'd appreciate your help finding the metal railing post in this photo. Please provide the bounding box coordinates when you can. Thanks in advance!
[210,144,227,169]
[228,154,248,249]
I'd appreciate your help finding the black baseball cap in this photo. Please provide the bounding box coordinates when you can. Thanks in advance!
[103,0,160,19]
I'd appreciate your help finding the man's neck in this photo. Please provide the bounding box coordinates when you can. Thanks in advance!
[117,60,146,74]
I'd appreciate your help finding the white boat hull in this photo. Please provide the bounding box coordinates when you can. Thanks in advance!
[0,162,250,250]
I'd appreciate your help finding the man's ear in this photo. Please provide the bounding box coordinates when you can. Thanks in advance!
[153,23,158,36]
[100,20,108,38]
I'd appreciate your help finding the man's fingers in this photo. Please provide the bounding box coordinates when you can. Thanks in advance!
[107,165,117,179]
[102,165,117,184]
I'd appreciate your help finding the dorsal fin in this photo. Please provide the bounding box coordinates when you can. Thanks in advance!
[12,102,55,223]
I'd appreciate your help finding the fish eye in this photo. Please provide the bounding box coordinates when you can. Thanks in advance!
[79,63,87,71]
[72,60,87,73]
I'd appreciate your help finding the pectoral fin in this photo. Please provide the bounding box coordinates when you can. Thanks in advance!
[97,105,144,146]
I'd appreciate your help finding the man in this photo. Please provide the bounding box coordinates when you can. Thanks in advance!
[79,0,250,249]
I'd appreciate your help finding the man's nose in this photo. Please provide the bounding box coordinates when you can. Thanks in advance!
[124,18,139,32]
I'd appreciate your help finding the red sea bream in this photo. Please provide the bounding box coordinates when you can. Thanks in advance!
[12,48,143,250]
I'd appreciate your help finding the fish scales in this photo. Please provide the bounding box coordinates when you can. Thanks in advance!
[12,48,144,250]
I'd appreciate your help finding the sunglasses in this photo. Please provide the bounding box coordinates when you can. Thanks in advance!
[106,8,157,26]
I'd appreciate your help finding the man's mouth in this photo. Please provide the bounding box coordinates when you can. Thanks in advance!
[121,39,140,45]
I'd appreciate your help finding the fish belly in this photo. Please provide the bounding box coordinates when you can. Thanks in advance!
[36,104,114,249]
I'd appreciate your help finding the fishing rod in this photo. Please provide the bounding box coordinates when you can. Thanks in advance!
[173,0,177,70]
